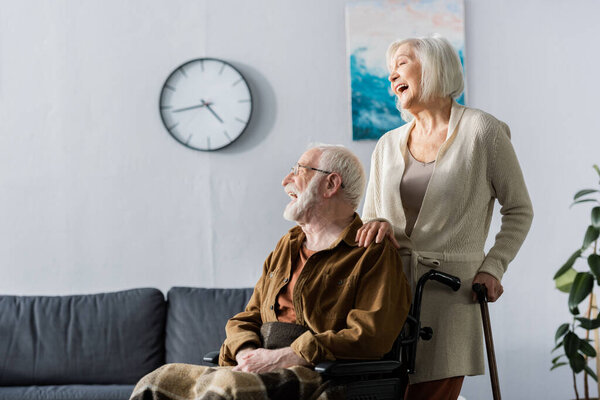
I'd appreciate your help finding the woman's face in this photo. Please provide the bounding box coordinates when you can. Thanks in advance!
[388,43,422,111]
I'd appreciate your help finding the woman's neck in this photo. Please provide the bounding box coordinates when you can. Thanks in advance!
[411,97,452,136]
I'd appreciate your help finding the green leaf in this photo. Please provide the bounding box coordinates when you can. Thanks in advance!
[555,250,582,279]
[553,340,564,352]
[551,362,567,371]
[556,268,577,293]
[569,353,586,373]
[572,199,600,208]
[576,316,600,330]
[565,332,580,357]
[555,323,570,342]
[589,254,600,284]
[569,272,594,313]
[583,226,600,249]
[594,164,600,178]
[579,340,597,357]
[584,364,598,382]
[593,207,600,228]
[575,189,599,200]
[552,354,564,364]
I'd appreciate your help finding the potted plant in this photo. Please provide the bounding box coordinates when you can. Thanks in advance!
[552,165,600,400]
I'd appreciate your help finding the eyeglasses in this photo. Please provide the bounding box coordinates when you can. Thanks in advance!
[290,163,345,188]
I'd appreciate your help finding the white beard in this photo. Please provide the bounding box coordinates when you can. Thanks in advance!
[283,176,323,222]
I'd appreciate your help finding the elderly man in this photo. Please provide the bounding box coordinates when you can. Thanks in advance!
[130,144,411,400]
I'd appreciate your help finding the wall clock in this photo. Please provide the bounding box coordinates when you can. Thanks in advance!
[159,58,253,151]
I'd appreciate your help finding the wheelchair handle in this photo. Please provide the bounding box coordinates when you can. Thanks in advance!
[412,270,462,319]
[401,269,461,374]
[428,270,461,292]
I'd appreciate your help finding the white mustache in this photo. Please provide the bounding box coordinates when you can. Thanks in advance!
[285,183,298,196]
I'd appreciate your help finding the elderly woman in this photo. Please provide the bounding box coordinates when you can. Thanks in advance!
[355,36,533,399]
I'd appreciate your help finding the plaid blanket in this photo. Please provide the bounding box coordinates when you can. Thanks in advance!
[129,363,343,400]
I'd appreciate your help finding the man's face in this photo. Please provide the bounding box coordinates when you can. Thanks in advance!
[282,149,324,222]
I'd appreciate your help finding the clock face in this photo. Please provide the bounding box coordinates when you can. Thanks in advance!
[159,58,253,151]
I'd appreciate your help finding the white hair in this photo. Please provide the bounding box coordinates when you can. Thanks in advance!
[386,35,464,122]
[309,143,366,210]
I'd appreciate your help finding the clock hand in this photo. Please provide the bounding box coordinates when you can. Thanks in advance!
[201,99,224,123]
[171,103,207,113]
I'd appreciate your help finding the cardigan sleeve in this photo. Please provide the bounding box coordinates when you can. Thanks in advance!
[362,139,403,238]
[478,123,534,281]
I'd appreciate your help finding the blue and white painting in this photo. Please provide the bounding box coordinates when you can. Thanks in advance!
[346,0,466,140]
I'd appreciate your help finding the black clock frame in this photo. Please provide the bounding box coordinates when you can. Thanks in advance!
[159,57,254,152]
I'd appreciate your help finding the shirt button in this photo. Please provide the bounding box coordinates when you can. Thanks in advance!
[270,305,274,310]
[283,277,289,283]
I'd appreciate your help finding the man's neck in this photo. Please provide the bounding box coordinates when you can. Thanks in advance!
[298,212,355,251]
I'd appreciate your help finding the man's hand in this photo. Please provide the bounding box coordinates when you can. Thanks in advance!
[232,347,310,373]
[235,346,256,365]
[472,272,503,302]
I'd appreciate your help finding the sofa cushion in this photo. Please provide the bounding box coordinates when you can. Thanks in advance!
[165,287,253,365]
[0,385,134,400]
[0,288,166,385]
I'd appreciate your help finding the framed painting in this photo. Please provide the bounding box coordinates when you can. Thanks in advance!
[346,0,466,140]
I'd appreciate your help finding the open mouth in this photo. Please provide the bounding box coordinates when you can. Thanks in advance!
[287,192,298,200]
[395,83,409,94]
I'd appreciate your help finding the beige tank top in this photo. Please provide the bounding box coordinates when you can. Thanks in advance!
[401,150,435,237]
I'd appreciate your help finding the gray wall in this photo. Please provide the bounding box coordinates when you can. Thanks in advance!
[2,0,600,398]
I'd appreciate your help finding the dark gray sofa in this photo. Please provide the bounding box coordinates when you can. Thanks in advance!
[0,287,253,400]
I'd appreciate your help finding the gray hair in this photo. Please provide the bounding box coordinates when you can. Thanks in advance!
[386,35,464,121]
[310,144,366,210]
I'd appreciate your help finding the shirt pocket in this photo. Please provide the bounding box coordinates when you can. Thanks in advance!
[316,272,357,320]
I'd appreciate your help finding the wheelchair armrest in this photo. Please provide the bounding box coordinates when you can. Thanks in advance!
[203,350,220,364]
[314,360,402,377]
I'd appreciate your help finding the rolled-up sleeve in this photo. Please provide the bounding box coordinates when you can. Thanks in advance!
[218,254,272,366]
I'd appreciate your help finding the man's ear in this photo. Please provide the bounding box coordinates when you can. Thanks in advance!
[323,173,343,198]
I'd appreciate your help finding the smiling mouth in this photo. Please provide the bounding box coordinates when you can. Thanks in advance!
[287,192,298,199]
[395,84,409,94]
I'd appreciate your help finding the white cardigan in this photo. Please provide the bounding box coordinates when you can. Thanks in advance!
[362,101,533,383]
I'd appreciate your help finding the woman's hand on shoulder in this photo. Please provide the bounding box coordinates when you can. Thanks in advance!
[356,221,400,249]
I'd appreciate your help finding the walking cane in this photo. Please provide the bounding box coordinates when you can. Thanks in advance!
[472,283,501,400]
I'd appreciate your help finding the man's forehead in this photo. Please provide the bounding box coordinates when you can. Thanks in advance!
[298,148,322,165]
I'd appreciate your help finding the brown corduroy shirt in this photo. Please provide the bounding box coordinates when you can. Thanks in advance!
[219,213,411,366]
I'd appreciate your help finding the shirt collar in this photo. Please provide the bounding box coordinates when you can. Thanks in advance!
[289,213,362,250]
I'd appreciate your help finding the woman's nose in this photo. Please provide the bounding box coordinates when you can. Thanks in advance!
[389,71,398,82]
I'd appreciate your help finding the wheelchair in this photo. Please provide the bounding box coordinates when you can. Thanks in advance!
[204,269,461,400]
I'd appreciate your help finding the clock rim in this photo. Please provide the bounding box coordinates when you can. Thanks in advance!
[159,57,254,152]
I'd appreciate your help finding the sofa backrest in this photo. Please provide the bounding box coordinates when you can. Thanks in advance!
[165,287,253,365]
[0,288,166,385]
